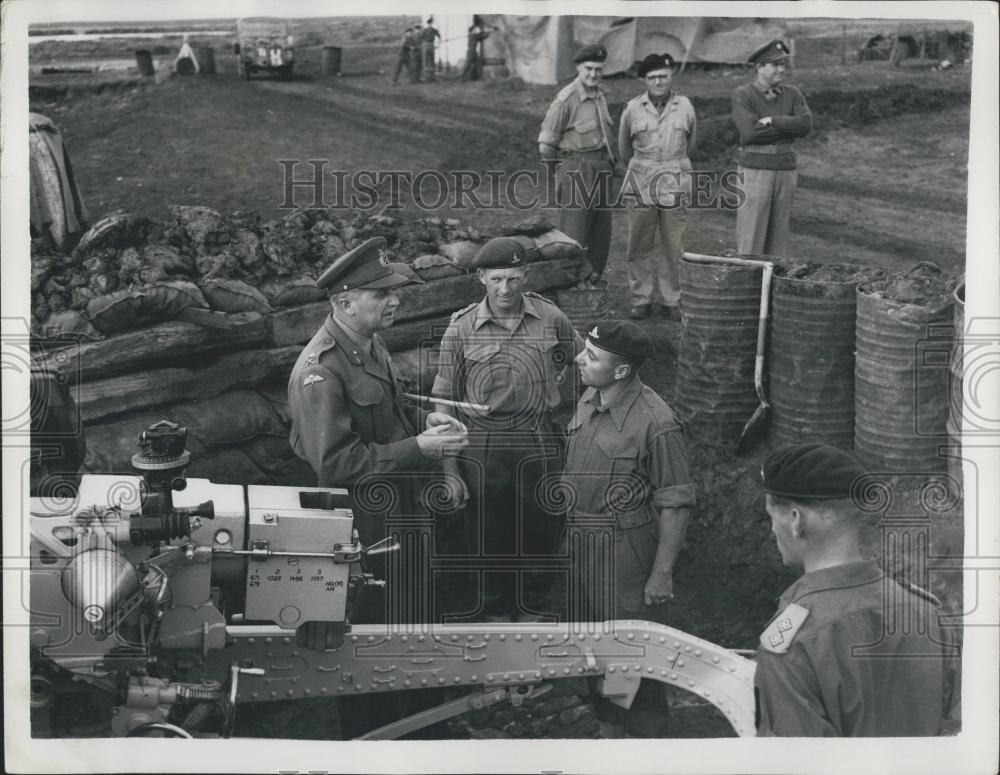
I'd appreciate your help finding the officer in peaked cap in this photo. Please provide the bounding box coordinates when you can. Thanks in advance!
[538,40,616,283]
[288,236,467,737]
[431,235,580,623]
[731,37,812,257]
[754,444,961,736]
[619,49,697,321]
[562,318,694,738]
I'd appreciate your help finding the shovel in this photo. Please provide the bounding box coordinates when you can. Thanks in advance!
[682,252,774,454]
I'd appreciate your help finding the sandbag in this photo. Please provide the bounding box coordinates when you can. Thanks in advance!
[185,446,269,485]
[33,310,103,341]
[81,412,166,473]
[439,240,481,268]
[141,280,209,320]
[412,254,462,281]
[170,390,288,448]
[261,277,326,308]
[534,229,583,259]
[202,278,274,314]
[85,289,144,334]
[242,434,312,479]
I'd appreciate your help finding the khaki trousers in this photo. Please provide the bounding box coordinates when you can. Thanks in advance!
[736,166,797,256]
[626,202,687,307]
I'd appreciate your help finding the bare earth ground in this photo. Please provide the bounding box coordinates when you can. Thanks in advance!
[26,24,971,740]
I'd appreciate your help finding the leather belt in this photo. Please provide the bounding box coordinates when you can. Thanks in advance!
[559,148,610,161]
[739,144,793,155]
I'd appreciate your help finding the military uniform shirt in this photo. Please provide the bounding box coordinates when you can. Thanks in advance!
[538,79,615,154]
[755,560,961,737]
[432,294,577,428]
[563,379,696,523]
[288,314,428,488]
[618,91,696,207]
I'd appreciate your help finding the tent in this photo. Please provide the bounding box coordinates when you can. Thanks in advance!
[479,15,789,84]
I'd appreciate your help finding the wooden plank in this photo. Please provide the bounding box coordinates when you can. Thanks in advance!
[270,257,583,347]
[77,346,301,423]
[34,313,271,383]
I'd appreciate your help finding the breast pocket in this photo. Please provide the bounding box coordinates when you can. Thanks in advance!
[571,117,601,147]
[595,436,647,514]
[462,341,503,403]
[632,118,660,150]
[348,377,388,441]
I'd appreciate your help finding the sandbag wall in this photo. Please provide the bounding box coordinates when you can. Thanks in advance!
[31,207,584,486]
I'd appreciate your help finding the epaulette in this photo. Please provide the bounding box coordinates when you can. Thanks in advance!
[524,291,557,305]
[450,302,477,322]
[759,603,809,654]
[897,578,943,609]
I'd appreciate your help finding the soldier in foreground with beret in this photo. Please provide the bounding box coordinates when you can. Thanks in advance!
[538,44,617,284]
[618,52,697,321]
[432,237,579,622]
[731,39,812,256]
[562,320,695,737]
[756,443,961,736]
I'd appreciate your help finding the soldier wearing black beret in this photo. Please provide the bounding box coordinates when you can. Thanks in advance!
[432,236,580,622]
[538,43,616,283]
[619,50,697,321]
[562,319,695,738]
[755,444,961,737]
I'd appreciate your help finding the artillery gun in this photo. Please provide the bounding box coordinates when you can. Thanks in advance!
[28,418,756,740]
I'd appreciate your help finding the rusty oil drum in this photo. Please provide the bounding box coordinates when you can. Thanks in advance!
[769,273,859,449]
[674,257,761,445]
[854,281,954,472]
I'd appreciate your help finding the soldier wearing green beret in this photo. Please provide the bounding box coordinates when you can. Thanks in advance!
[432,237,580,622]
[562,320,695,737]
[538,44,617,283]
[755,443,961,736]
[731,39,812,256]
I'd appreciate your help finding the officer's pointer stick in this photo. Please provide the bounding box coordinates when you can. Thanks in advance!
[403,393,491,414]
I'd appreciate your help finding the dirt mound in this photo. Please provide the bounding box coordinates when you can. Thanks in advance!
[861,261,956,307]
[773,260,884,285]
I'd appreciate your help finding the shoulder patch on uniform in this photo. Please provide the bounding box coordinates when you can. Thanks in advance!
[759,603,810,654]
[303,373,325,386]
[897,578,943,608]
[450,302,477,322]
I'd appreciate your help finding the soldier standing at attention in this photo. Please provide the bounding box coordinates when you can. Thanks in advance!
[538,44,617,284]
[755,444,962,736]
[618,53,696,321]
[731,39,812,256]
[432,237,580,622]
[562,320,695,738]
[419,17,441,82]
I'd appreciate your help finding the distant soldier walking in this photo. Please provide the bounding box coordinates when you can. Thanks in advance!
[538,44,616,283]
[731,39,812,256]
[393,26,419,84]
[420,17,441,82]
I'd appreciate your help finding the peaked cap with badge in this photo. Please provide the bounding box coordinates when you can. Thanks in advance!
[317,236,410,293]
[748,38,790,65]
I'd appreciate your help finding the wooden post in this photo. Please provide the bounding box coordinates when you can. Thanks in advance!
[841,24,847,65]
[919,28,927,60]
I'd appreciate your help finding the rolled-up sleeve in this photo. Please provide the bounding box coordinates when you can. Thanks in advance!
[647,426,697,509]
[538,97,571,147]
[290,364,424,488]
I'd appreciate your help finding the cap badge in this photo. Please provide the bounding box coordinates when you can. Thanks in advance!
[511,254,521,264]
[777,42,787,53]
[378,250,390,267]
[589,326,600,338]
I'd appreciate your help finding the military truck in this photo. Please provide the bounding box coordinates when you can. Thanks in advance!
[234,17,294,80]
